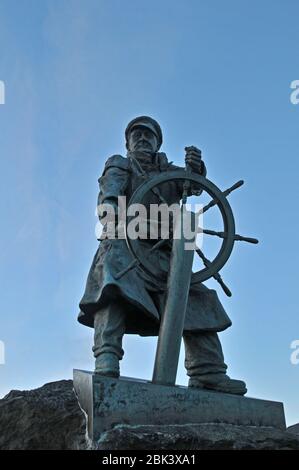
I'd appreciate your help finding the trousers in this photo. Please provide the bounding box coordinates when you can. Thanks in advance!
[93,300,228,378]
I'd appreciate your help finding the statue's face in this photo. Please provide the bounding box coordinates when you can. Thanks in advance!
[127,126,158,153]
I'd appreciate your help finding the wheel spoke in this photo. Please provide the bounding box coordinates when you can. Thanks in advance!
[234,234,259,244]
[195,246,212,268]
[195,246,232,296]
[222,179,244,197]
[197,228,258,244]
[149,238,169,252]
[197,180,244,215]
[201,228,228,238]
[151,187,167,204]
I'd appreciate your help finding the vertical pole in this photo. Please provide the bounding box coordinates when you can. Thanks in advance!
[152,208,196,385]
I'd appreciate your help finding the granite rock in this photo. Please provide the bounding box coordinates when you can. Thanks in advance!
[96,423,299,450]
[0,380,86,450]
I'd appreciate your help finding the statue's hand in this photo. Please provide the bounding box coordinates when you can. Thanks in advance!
[185,146,204,174]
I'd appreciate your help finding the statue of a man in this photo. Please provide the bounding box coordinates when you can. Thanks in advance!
[78,116,247,395]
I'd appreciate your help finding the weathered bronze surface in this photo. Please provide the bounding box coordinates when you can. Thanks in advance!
[78,116,258,395]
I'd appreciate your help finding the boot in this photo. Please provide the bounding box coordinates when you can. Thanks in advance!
[95,352,120,377]
[188,374,247,395]
[183,331,247,396]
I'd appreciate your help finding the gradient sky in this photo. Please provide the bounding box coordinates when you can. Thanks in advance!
[0,0,298,426]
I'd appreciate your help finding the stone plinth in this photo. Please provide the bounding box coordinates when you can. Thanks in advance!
[73,369,286,443]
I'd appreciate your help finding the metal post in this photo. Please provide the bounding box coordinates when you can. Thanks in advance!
[152,208,196,385]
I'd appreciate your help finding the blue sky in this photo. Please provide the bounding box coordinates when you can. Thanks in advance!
[0,0,298,426]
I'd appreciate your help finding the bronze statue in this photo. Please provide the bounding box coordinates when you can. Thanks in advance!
[78,116,258,395]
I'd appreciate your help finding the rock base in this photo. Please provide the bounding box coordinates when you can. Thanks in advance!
[96,423,299,450]
[0,380,86,450]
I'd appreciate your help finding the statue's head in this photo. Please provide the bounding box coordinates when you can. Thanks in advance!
[125,116,163,153]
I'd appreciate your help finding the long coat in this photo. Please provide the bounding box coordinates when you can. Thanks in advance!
[78,151,232,335]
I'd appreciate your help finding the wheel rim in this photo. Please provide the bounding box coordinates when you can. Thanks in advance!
[126,170,235,287]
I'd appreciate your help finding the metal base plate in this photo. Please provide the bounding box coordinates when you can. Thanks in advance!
[73,369,286,442]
